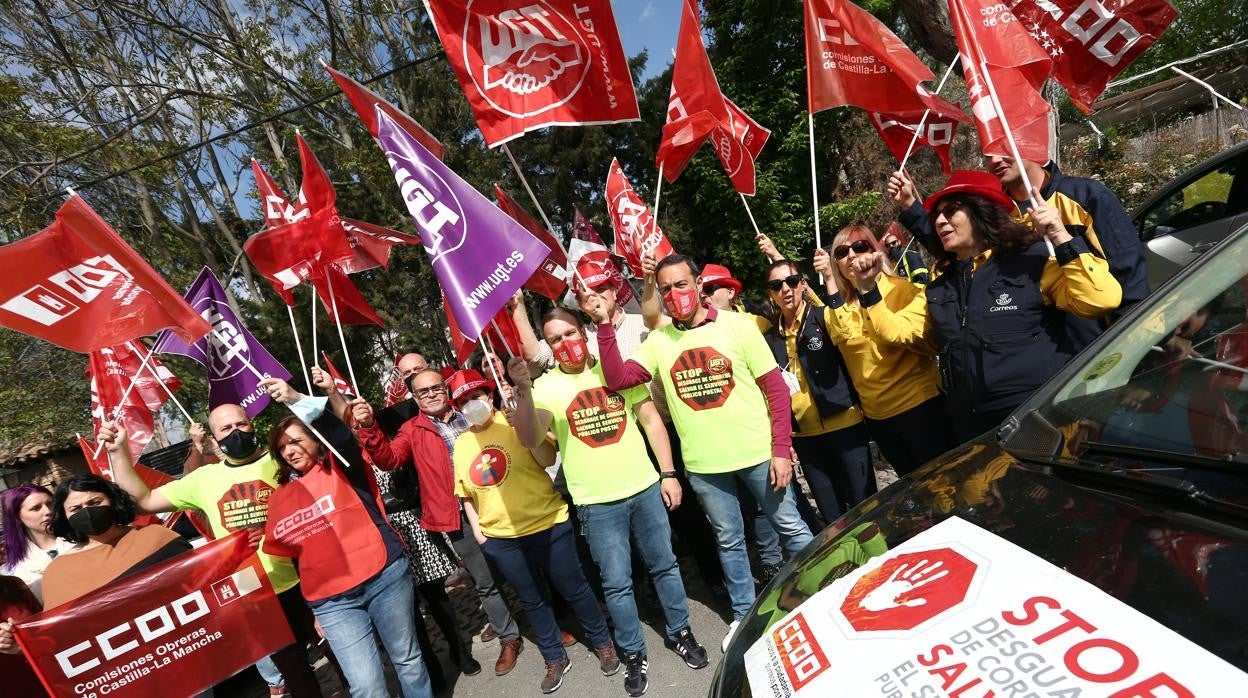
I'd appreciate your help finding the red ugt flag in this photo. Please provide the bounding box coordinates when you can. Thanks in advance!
[494,185,569,300]
[325,64,445,159]
[88,341,180,469]
[15,533,292,698]
[426,0,640,147]
[803,0,967,120]
[0,196,211,353]
[605,159,674,277]
[949,0,1052,162]
[320,351,357,398]
[869,109,961,174]
[1007,0,1176,113]
[382,353,409,407]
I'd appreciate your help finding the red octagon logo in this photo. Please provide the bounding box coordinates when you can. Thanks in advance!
[839,548,978,633]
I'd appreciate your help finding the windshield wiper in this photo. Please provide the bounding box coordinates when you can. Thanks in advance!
[1080,441,1246,475]
[1016,454,1248,521]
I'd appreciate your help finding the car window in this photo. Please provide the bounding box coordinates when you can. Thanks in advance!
[1141,158,1242,240]
[1010,228,1248,497]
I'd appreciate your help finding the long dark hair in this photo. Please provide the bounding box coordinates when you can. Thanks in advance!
[932,193,1038,271]
[268,415,329,485]
[2,484,54,568]
[51,475,138,544]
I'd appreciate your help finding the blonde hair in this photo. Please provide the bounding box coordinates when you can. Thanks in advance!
[827,224,898,302]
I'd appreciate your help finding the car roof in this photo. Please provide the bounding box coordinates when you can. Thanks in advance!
[1132,139,1248,220]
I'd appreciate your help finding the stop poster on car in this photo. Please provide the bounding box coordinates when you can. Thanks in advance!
[745,517,1248,697]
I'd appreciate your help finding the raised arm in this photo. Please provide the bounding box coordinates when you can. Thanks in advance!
[309,366,350,420]
[507,356,554,449]
[581,292,653,391]
[98,421,175,514]
[351,400,414,471]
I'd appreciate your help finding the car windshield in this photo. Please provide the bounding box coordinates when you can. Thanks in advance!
[1006,225,1248,500]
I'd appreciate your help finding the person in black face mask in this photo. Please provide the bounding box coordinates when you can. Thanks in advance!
[34,473,190,609]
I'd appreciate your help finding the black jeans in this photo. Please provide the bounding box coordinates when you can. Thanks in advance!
[794,422,877,520]
[865,395,958,477]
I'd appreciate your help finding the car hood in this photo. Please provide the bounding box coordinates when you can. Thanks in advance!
[712,436,1248,696]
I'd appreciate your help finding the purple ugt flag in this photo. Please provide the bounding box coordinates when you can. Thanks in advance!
[376,108,551,341]
[152,267,292,417]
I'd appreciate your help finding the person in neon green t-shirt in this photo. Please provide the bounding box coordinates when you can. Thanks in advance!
[509,309,709,694]
[586,254,815,652]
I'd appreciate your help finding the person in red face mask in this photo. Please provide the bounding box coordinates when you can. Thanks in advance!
[585,254,813,653]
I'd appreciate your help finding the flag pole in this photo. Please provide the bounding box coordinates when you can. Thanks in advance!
[479,332,514,410]
[324,271,362,397]
[807,112,823,250]
[126,341,196,424]
[739,193,762,237]
[488,318,514,358]
[218,329,352,465]
[310,287,319,365]
[286,301,314,393]
[500,142,589,294]
[952,0,1054,257]
[898,61,960,172]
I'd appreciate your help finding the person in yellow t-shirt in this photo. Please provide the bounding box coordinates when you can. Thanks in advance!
[449,369,612,693]
[761,257,878,521]
[586,254,813,651]
[508,309,709,692]
[811,224,958,476]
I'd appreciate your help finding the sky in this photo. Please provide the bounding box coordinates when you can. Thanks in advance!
[615,0,682,81]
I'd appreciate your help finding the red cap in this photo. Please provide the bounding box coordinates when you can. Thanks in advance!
[446,369,493,404]
[700,264,742,294]
[574,253,615,292]
[923,170,1014,213]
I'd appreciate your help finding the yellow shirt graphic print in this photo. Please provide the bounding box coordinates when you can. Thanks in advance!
[669,346,735,410]
[469,446,508,487]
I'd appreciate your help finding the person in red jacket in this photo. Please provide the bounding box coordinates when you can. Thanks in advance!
[261,378,432,698]
[354,368,524,675]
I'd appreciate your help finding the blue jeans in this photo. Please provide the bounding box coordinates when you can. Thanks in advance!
[482,520,611,661]
[689,461,814,620]
[312,557,432,698]
[580,481,692,654]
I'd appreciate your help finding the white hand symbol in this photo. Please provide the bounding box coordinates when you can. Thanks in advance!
[859,559,949,612]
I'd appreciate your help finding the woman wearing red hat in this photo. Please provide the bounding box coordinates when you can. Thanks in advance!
[854,170,1122,441]
[446,368,615,694]
[811,224,956,476]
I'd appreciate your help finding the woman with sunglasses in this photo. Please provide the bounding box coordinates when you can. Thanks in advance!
[812,226,956,476]
[763,260,876,522]
[855,171,1122,441]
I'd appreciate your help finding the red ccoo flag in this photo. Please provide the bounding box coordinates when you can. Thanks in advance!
[869,109,961,174]
[252,159,302,228]
[803,0,968,120]
[606,159,674,277]
[425,0,640,147]
[1007,0,1176,113]
[949,0,1052,162]
[0,196,211,353]
[325,64,445,159]
[244,205,352,306]
[493,185,569,300]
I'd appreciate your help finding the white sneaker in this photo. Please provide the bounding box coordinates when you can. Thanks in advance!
[721,620,740,653]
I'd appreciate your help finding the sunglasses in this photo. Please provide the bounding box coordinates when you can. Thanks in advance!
[933,201,965,220]
[832,240,872,260]
[766,274,803,292]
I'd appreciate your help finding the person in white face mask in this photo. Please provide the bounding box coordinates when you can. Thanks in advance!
[447,369,615,694]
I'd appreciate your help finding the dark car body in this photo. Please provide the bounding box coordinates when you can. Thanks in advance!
[712,220,1248,696]
[1134,140,1248,289]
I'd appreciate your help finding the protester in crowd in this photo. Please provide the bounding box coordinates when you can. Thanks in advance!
[309,366,480,685]
[889,155,1146,348]
[812,225,957,475]
[509,309,710,696]
[762,257,878,519]
[107,400,328,697]
[879,223,931,286]
[587,254,814,652]
[433,369,613,694]
[39,469,191,609]
[258,377,433,698]
[355,367,525,676]
[1,484,78,604]
[863,170,1123,441]
[0,575,44,695]
[375,352,429,436]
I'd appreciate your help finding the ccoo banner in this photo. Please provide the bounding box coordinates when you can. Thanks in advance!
[15,533,292,698]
